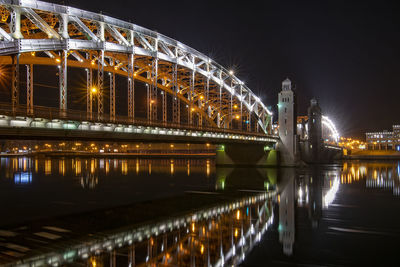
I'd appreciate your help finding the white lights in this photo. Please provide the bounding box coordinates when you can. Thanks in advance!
[323,177,340,208]
[322,115,340,143]
[3,0,275,137]
[0,114,277,143]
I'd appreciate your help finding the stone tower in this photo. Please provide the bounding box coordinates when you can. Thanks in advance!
[278,78,298,165]
[307,98,322,162]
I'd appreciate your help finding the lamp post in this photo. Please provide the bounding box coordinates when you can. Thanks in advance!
[91,87,97,120]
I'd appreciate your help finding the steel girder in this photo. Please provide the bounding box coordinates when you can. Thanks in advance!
[26,63,33,115]
[0,54,219,127]
[86,52,93,120]
[11,53,19,112]
[59,49,67,116]
[0,0,273,134]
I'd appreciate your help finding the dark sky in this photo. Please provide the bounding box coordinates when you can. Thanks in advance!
[52,0,400,138]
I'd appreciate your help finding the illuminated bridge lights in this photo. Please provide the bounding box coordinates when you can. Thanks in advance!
[322,115,340,143]
[0,0,273,135]
[0,114,278,143]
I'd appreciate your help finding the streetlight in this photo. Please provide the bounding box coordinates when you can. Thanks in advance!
[90,87,97,120]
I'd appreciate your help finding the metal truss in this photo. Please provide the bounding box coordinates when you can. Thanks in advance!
[59,49,67,116]
[97,50,104,120]
[26,64,33,115]
[150,57,158,122]
[86,52,93,120]
[127,53,134,121]
[11,53,19,112]
[110,68,116,122]
[0,0,273,134]
[172,64,180,124]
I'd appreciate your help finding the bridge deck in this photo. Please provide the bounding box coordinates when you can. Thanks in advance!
[0,104,278,144]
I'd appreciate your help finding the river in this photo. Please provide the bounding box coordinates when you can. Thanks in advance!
[0,157,399,266]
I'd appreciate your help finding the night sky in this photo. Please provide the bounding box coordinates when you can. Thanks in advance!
[48,0,400,137]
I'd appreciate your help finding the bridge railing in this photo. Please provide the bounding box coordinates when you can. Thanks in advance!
[0,102,275,138]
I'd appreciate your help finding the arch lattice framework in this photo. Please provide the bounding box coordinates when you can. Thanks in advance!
[0,0,273,134]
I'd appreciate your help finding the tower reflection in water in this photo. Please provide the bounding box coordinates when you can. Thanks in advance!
[277,160,400,257]
[1,158,400,264]
[278,167,342,256]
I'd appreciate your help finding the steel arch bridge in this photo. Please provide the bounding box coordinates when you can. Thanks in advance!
[0,0,273,137]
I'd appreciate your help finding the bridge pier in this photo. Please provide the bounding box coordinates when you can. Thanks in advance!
[215,143,278,167]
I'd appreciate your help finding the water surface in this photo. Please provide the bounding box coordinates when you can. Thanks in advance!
[245,161,400,266]
[1,158,400,266]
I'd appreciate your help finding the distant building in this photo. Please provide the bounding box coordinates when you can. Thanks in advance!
[366,125,400,151]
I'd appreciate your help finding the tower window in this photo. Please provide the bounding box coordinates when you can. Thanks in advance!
[285,107,287,113]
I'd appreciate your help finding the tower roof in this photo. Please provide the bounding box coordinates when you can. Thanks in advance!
[282,78,292,90]
[310,98,318,106]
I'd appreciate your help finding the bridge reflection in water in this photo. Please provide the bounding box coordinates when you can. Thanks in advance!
[3,158,398,265]
[0,157,277,266]
[66,193,274,267]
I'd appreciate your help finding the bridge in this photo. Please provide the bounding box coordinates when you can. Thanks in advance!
[0,0,342,166]
[0,0,282,165]
[0,0,273,131]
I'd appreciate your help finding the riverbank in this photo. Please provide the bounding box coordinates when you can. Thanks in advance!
[0,151,216,158]
[345,150,400,160]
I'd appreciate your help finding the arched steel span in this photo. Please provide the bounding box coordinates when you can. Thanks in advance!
[322,115,340,143]
[0,0,273,134]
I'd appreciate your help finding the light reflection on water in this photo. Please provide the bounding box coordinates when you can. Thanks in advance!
[0,157,216,189]
[267,160,400,264]
[2,159,400,266]
[0,156,278,266]
[17,192,276,267]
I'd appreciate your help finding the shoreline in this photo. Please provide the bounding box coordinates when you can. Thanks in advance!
[0,151,216,158]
